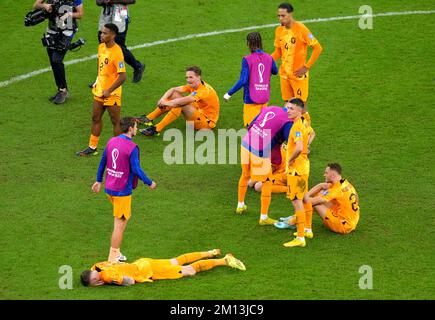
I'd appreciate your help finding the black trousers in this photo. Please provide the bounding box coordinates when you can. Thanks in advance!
[98,23,141,70]
[47,47,69,90]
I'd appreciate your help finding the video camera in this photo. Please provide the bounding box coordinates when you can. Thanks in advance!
[24,0,76,27]
[41,33,85,51]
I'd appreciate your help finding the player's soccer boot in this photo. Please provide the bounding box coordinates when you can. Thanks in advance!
[136,115,154,127]
[208,249,221,257]
[139,126,160,137]
[235,205,247,215]
[117,254,127,262]
[293,230,314,239]
[133,62,145,83]
[283,237,306,248]
[280,215,296,224]
[258,217,278,226]
[224,253,246,271]
[274,221,296,230]
[76,147,98,157]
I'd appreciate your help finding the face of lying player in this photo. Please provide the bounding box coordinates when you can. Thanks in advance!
[278,8,293,27]
[101,27,116,44]
[89,271,105,287]
[185,71,201,89]
[285,102,302,119]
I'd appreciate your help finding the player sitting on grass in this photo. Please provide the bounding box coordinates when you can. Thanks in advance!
[278,163,360,236]
[136,66,220,136]
[80,249,246,286]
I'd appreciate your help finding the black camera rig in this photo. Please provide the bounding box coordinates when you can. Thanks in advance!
[24,0,77,28]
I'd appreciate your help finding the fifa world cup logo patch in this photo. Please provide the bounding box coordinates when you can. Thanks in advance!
[259,112,276,128]
[258,63,265,83]
[112,148,119,170]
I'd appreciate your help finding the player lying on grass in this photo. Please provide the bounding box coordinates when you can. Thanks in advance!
[136,66,220,136]
[80,249,246,286]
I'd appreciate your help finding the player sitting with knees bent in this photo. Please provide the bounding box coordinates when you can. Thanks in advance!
[236,105,295,226]
[303,163,360,234]
[80,249,246,286]
[137,66,220,136]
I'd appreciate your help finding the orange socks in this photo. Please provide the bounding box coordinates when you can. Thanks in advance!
[147,106,167,121]
[295,210,306,238]
[260,180,272,214]
[89,134,100,149]
[304,202,313,230]
[238,172,250,202]
[190,259,224,273]
[271,185,287,193]
[155,108,182,132]
[175,252,205,265]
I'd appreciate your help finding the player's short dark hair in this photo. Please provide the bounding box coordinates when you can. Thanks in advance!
[247,32,263,52]
[104,23,119,35]
[186,66,202,76]
[327,163,342,175]
[80,270,93,287]
[288,98,304,109]
[278,3,294,13]
[120,116,137,133]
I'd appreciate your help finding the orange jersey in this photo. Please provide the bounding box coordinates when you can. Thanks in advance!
[274,142,288,174]
[183,81,220,123]
[92,43,126,97]
[321,179,360,225]
[286,117,310,176]
[91,260,153,285]
[272,21,321,80]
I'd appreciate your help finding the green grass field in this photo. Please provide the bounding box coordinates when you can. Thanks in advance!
[1,0,434,300]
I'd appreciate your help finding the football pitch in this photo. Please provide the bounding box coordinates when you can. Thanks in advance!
[1,0,434,300]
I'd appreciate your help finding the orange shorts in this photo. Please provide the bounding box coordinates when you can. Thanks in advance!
[107,195,131,220]
[286,174,308,200]
[280,75,309,102]
[243,103,267,126]
[240,147,272,182]
[323,209,356,234]
[190,108,216,130]
[143,259,183,280]
[94,95,122,107]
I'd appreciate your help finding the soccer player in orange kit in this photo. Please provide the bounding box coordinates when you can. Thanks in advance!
[80,249,246,286]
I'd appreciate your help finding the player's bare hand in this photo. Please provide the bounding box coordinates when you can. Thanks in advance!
[92,182,101,193]
[149,181,157,189]
[43,4,53,12]
[102,90,111,98]
[294,66,308,77]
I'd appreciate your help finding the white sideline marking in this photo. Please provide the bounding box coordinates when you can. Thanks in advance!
[1,10,434,88]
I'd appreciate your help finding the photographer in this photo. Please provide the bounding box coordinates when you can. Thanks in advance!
[96,0,144,83]
[33,0,84,104]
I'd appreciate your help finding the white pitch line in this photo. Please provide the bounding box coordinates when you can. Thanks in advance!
[1,10,434,88]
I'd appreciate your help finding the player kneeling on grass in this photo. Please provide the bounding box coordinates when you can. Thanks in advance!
[80,249,246,286]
